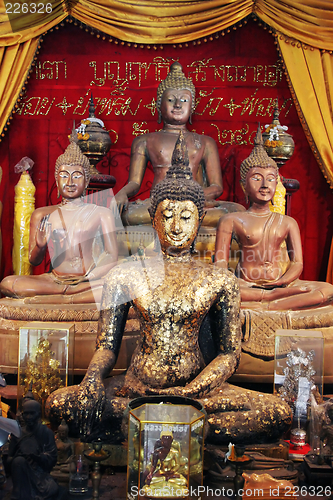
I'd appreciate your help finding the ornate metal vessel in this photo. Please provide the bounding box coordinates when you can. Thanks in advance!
[76,95,112,175]
[262,102,295,168]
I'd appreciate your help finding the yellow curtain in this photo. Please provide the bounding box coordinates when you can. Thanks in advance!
[0,39,39,138]
[71,0,253,44]
[1,0,332,47]
[278,38,333,188]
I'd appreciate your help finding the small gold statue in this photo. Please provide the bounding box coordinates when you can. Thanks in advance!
[141,430,188,497]
[46,132,292,444]
[215,125,333,310]
[0,133,118,304]
[115,61,244,227]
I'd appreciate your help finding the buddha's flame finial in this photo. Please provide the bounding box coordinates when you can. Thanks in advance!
[171,131,189,168]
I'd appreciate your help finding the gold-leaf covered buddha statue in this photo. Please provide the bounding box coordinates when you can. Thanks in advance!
[46,132,292,445]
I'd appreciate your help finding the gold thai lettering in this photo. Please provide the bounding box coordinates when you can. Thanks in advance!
[195,95,224,116]
[280,98,293,116]
[144,98,157,116]
[223,98,241,116]
[151,57,174,82]
[241,89,259,116]
[90,61,130,87]
[255,97,277,117]
[15,96,55,116]
[127,58,172,87]
[213,65,225,82]
[94,97,142,116]
[189,62,282,86]
[35,60,67,80]
[110,81,128,97]
[187,59,212,82]
[89,58,173,88]
[238,66,247,82]
[211,123,249,146]
[226,65,239,82]
[111,97,142,116]
[133,122,149,136]
[73,91,91,115]
[55,97,74,115]
[89,61,106,86]
[23,97,40,115]
[36,97,55,115]
[106,62,128,85]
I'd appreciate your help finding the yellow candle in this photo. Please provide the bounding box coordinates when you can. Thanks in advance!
[12,171,36,275]
[270,174,286,215]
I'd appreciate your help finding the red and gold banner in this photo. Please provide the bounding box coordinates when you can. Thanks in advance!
[0,18,331,280]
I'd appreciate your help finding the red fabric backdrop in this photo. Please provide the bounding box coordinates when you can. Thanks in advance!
[0,18,332,280]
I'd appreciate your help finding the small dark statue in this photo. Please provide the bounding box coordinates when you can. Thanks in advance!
[7,395,58,500]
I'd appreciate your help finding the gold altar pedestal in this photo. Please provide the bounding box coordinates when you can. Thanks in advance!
[0,299,138,378]
[1,299,333,386]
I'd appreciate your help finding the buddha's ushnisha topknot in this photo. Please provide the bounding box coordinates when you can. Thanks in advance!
[157,62,196,116]
[150,131,205,219]
[55,127,91,188]
[240,124,278,184]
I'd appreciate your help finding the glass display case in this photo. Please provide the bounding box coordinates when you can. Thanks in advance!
[274,329,324,442]
[18,322,74,415]
[127,397,205,500]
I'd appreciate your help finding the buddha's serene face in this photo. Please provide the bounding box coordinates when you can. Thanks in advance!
[57,164,86,200]
[245,166,277,204]
[160,89,192,126]
[153,199,200,253]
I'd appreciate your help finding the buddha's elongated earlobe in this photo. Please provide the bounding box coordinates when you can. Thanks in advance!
[157,110,162,124]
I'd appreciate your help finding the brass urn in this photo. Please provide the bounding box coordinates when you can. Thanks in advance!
[76,95,112,175]
[262,101,295,168]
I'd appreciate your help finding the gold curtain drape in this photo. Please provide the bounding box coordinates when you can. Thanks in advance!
[278,37,333,187]
[0,0,332,188]
[0,38,39,135]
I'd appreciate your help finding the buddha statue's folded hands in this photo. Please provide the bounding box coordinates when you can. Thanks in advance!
[146,350,240,399]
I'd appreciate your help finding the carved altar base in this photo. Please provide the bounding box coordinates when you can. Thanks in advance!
[1,298,333,384]
[0,299,138,376]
